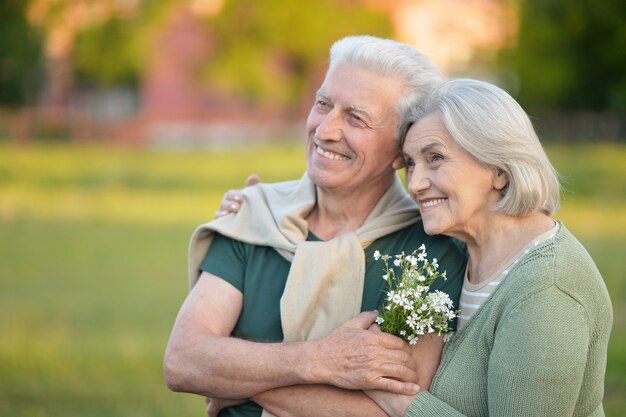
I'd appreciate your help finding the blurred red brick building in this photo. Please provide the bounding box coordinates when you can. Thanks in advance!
[7,0,517,146]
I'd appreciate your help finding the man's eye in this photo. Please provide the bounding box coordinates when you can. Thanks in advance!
[349,113,367,127]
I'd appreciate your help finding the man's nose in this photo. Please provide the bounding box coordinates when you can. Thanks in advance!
[315,109,343,142]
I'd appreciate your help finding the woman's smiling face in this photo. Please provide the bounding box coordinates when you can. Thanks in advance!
[403,114,506,239]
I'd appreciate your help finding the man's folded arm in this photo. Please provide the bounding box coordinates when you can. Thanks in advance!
[164,272,312,399]
[164,272,422,400]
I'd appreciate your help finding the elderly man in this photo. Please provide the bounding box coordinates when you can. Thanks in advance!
[164,36,466,417]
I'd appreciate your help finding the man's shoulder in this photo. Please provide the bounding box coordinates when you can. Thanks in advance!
[389,218,427,239]
[372,219,467,260]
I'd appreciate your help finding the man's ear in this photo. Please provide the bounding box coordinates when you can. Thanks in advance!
[392,153,405,170]
[494,169,508,191]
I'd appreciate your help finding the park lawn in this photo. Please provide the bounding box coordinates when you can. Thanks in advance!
[0,219,199,416]
[0,142,624,416]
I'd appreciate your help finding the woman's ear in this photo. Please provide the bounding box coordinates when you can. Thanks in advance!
[494,169,508,191]
[392,153,405,170]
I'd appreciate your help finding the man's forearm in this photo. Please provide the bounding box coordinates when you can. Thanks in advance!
[165,332,314,399]
[165,273,325,399]
[166,308,421,400]
[254,385,388,417]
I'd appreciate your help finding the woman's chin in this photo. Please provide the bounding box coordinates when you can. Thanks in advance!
[421,218,450,237]
[422,222,440,236]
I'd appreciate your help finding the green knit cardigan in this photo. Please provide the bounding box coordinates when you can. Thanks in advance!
[408,225,613,417]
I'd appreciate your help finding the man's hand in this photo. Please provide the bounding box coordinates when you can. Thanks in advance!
[307,311,421,395]
[215,174,260,218]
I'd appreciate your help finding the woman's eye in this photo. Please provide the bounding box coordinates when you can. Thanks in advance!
[430,153,444,162]
[404,158,415,168]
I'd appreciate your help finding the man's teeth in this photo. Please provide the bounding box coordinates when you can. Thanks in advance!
[421,198,446,208]
[317,146,349,161]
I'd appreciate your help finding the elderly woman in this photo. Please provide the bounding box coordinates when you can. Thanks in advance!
[366,78,613,416]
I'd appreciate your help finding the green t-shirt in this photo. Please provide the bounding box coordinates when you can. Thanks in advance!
[200,220,467,417]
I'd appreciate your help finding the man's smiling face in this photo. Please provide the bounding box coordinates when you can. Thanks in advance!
[305,61,405,195]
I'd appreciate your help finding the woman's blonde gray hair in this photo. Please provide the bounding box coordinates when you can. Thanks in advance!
[329,35,442,142]
[403,78,560,216]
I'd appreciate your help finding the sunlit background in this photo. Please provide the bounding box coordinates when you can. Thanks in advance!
[1,0,625,416]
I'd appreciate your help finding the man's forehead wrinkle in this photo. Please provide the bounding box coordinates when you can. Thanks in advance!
[370,103,400,129]
[316,89,330,100]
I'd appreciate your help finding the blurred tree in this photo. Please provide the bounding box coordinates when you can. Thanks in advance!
[499,0,626,112]
[73,1,173,87]
[68,0,390,108]
[0,0,43,106]
[202,0,392,106]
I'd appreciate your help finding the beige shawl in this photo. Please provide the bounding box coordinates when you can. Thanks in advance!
[188,173,418,413]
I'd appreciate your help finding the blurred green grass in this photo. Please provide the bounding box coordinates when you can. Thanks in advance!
[0,142,624,416]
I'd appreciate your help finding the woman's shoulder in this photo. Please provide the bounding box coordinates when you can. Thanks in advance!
[543,225,604,288]
[511,225,599,282]
[551,225,611,309]
[503,224,611,320]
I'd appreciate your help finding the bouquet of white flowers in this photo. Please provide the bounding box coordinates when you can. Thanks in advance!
[374,244,457,345]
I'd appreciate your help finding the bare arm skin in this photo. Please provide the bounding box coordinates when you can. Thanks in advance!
[164,272,421,400]
[248,333,443,417]
[205,386,389,417]
[364,390,416,417]
[253,385,388,417]
[364,334,444,417]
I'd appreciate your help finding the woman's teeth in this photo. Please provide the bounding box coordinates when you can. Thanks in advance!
[421,198,446,208]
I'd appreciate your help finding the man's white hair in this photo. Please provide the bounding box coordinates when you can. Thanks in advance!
[329,35,443,142]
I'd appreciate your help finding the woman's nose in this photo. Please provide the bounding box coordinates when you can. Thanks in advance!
[407,164,431,198]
